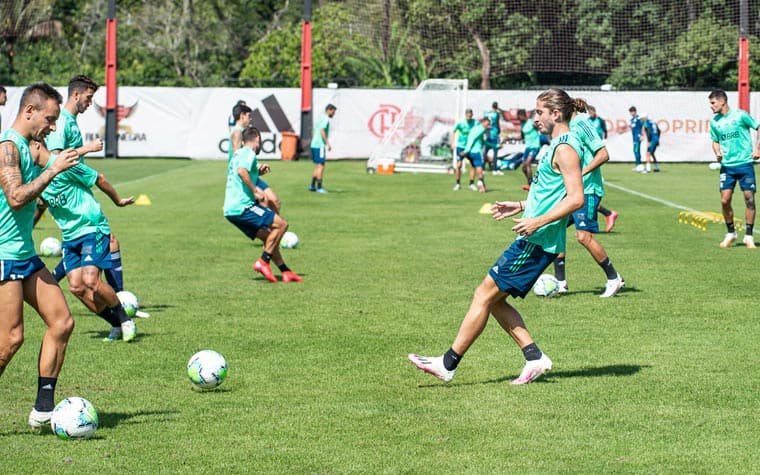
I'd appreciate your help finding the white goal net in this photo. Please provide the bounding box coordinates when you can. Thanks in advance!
[368,79,468,173]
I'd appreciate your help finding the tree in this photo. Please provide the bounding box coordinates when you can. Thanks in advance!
[0,0,57,84]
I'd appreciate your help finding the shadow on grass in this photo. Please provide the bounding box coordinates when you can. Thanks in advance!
[84,330,155,341]
[556,286,643,297]
[98,408,180,429]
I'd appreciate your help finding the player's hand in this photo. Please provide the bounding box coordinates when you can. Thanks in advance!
[511,216,542,237]
[115,196,135,207]
[491,201,522,220]
[87,138,104,154]
[258,164,271,175]
[752,149,760,160]
[327,144,332,151]
[50,149,79,173]
[716,154,723,162]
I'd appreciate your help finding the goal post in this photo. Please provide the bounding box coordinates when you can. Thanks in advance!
[368,79,468,174]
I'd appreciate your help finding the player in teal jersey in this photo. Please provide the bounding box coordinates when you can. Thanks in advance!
[709,89,760,248]
[460,116,489,192]
[409,88,585,385]
[640,112,661,173]
[587,105,607,139]
[552,99,624,297]
[0,83,80,428]
[484,102,504,175]
[451,108,477,190]
[518,109,542,191]
[309,104,336,193]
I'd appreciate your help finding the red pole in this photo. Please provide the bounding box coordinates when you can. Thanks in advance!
[299,0,313,155]
[105,0,118,157]
[738,0,750,112]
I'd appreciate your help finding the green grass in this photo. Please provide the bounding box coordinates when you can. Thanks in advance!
[2,159,759,473]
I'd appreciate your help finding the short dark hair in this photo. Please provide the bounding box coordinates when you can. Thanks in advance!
[326,103,336,111]
[0,86,6,94]
[19,82,62,113]
[233,104,252,121]
[68,75,99,95]
[465,108,472,114]
[629,106,637,112]
[242,126,260,144]
[709,89,728,101]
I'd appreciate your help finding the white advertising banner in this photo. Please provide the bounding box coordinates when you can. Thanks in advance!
[0,86,755,162]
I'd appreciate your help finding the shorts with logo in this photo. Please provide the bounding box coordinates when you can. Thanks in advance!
[720,163,756,192]
[226,204,276,240]
[465,152,484,169]
[255,178,269,191]
[647,138,659,153]
[568,194,602,233]
[311,147,326,165]
[488,239,557,298]
[523,147,540,162]
[62,232,112,274]
[0,256,45,281]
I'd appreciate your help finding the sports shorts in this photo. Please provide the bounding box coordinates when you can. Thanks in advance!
[720,163,756,192]
[568,194,602,233]
[62,232,112,274]
[0,256,45,281]
[226,204,276,241]
[488,239,557,298]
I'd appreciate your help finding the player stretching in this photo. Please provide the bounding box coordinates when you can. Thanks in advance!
[460,117,489,192]
[309,104,336,194]
[641,113,660,173]
[408,88,584,385]
[225,127,302,283]
[451,108,477,190]
[229,103,281,213]
[518,109,541,191]
[709,89,759,248]
[0,83,80,427]
[553,99,624,297]
[485,102,504,175]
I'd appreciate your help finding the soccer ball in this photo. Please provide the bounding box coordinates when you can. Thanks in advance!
[40,237,62,257]
[187,350,228,390]
[50,397,99,440]
[117,290,139,318]
[533,274,560,298]
[280,231,299,249]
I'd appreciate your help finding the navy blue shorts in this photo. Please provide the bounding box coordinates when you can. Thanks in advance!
[466,152,484,169]
[455,147,466,161]
[256,178,269,191]
[226,204,276,240]
[523,147,540,162]
[720,163,756,192]
[62,232,112,274]
[311,147,326,165]
[647,139,659,154]
[568,194,601,233]
[0,256,45,281]
[488,239,557,298]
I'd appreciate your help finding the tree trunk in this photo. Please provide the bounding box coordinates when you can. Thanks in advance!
[472,31,490,89]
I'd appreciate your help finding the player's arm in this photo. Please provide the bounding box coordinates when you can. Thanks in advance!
[0,141,79,211]
[600,119,608,139]
[712,141,723,161]
[492,200,525,221]
[320,127,331,150]
[77,138,103,157]
[231,129,243,155]
[511,144,583,237]
[95,173,135,207]
[582,146,609,176]
[237,167,265,202]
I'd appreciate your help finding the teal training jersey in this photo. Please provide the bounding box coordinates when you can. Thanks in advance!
[453,119,476,148]
[570,115,606,197]
[464,123,486,154]
[522,132,583,254]
[311,114,330,148]
[486,110,501,140]
[45,109,82,151]
[42,159,110,241]
[228,124,245,161]
[522,120,541,149]
[224,146,259,216]
[710,108,759,167]
[588,116,606,139]
[0,129,46,259]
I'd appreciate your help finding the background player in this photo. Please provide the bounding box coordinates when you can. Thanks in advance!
[641,112,660,173]
[709,89,759,249]
[460,116,489,192]
[309,104,336,194]
[0,83,79,427]
[408,88,585,385]
[451,108,476,191]
[629,106,644,172]
[484,101,504,175]
[225,127,302,283]
[517,109,541,191]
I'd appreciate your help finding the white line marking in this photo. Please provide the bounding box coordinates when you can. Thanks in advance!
[604,181,695,211]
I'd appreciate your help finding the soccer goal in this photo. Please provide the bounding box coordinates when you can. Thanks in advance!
[368,79,468,174]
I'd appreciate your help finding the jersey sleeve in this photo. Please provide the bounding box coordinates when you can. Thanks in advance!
[742,111,759,130]
[464,126,479,152]
[710,121,719,142]
[579,120,604,154]
[61,162,98,188]
[45,127,65,151]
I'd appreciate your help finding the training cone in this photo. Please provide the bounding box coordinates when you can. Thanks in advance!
[479,203,493,214]
[134,194,152,206]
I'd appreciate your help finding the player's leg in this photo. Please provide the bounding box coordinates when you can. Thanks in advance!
[651,142,660,171]
[742,188,756,248]
[23,266,74,425]
[262,188,281,214]
[600,204,619,233]
[104,232,124,292]
[238,205,281,283]
[269,240,303,283]
[574,195,623,296]
[521,148,535,191]
[0,279,25,378]
[82,263,136,341]
[633,140,642,169]
[719,171,737,247]
[553,251,568,293]
[453,148,463,190]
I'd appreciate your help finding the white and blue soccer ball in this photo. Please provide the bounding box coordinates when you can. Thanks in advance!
[39,237,62,257]
[187,350,228,390]
[117,291,139,318]
[51,397,99,440]
[280,231,299,249]
[533,274,560,298]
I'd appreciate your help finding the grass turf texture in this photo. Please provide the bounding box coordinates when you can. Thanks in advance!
[2,159,759,473]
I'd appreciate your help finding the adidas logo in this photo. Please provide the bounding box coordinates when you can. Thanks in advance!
[221,94,295,155]
[41,384,53,390]
[579,221,586,227]
[492,266,499,273]
[84,255,93,262]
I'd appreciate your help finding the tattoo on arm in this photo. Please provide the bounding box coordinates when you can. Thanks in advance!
[0,142,58,209]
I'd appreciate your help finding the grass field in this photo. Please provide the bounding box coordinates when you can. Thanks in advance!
[2,159,759,473]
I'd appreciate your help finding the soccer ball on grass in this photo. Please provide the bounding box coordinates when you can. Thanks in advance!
[533,274,560,298]
[187,350,228,390]
[40,237,62,257]
[50,397,99,440]
[280,231,299,249]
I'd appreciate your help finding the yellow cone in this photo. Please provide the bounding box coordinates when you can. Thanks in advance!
[479,203,493,214]
[134,194,152,206]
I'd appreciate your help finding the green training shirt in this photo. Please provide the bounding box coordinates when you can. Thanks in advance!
[570,115,605,197]
[453,119,476,148]
[45,109,83,151]
[710,108,759,167]
[311,114,330,148]
[464,122,486,155]
[522,131,583,254]
[522,120,542,149]
[224,146,259,217]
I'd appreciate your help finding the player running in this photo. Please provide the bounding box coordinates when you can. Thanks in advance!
[484,102,504,175]
[0,83,80,427]
[460,116,489,192]
[451,108,477,191]
[552,99,624,297]
[518,109,541,191]
[709,89,759,248]
[225,127,303,283]
[408,88,585,385]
